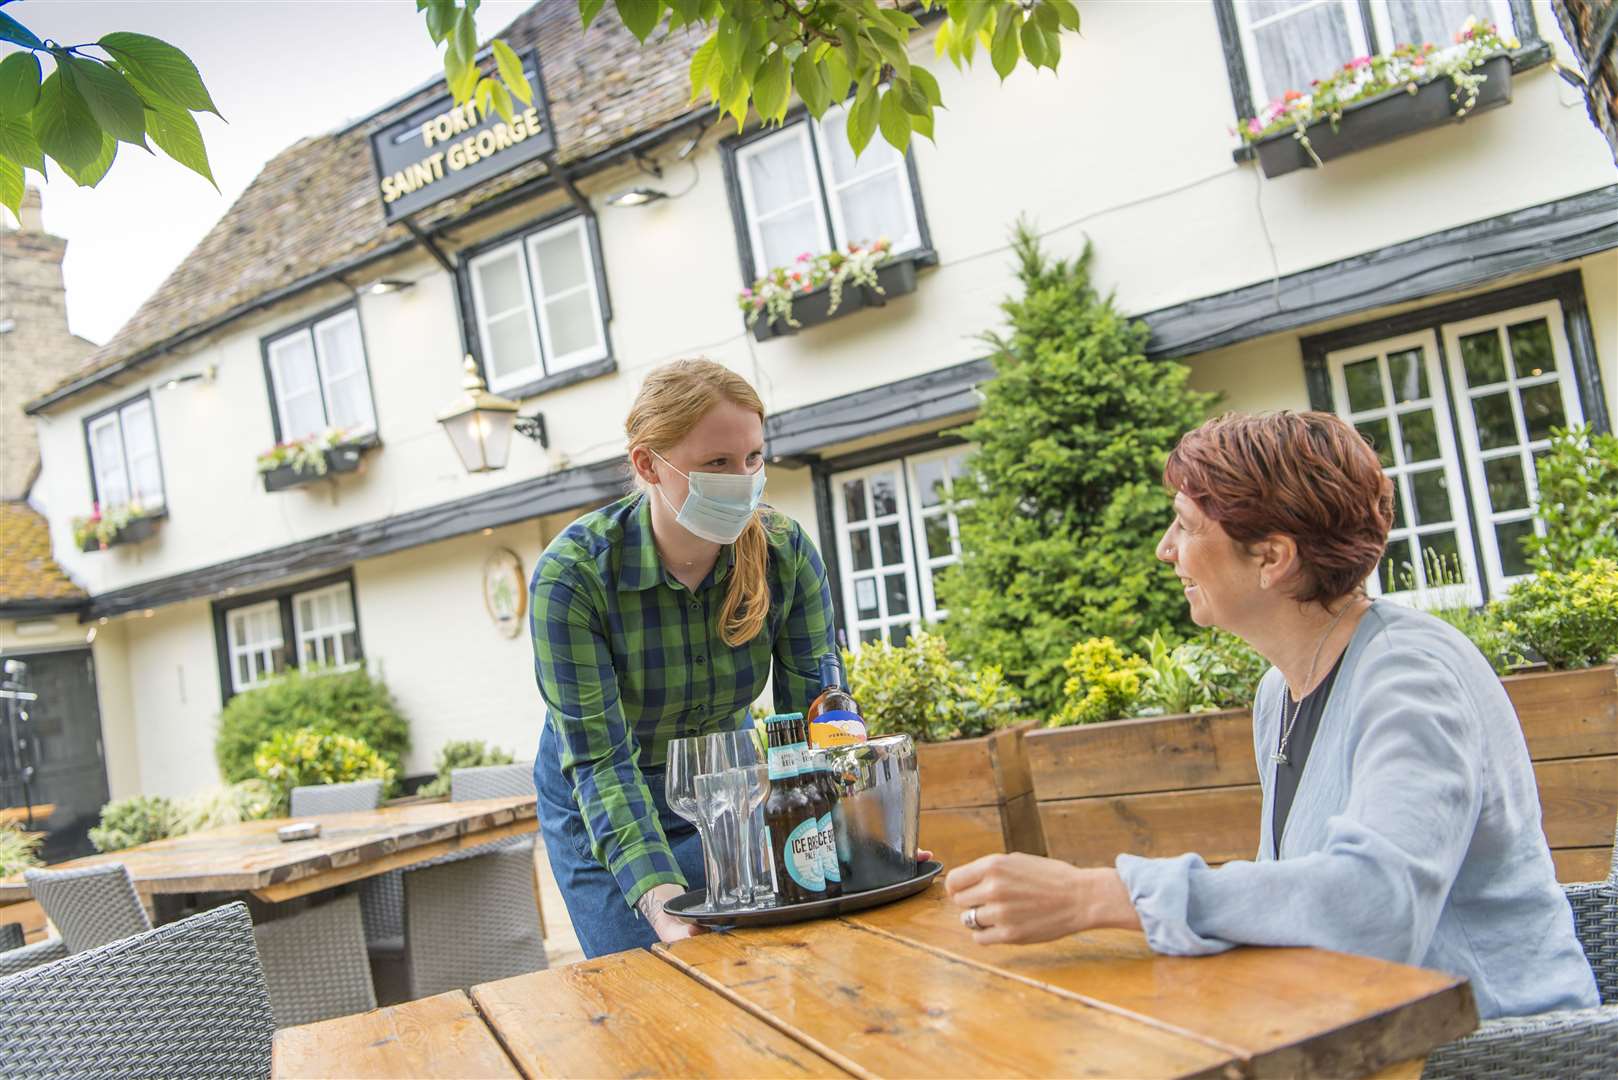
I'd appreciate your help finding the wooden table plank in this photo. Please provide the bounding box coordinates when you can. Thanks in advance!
[272,990,520,1079]
[473,948,847,1078]
[655,921,1237,1080]
[846,884,1476,1079]
[0,796,536,903]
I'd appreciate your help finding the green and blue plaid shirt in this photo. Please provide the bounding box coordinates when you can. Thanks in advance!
[530,492,835,908]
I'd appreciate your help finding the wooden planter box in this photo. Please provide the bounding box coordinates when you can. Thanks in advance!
[260,444,366,492]
[752,256,920,342]
[78,512,163,553]
[1027,664,1615,882]
[916,722,1046,870]
[1255,54,1513,179]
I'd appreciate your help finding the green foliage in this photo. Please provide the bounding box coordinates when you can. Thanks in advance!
[1495,558,1618,670]
[254,728,395,814]
[215,667,411,787]
[0,15,218,213]
[1385,552,1526,675]
[845,630,1022,744]
[1135,630,1268,717]
[418,739,516,798]
[1048,638,1146,727]
[0,822,42,879]
[418,0,534,123]
[1525,425,1618,573]
[88,795,177,853]
[935,226,1217,715]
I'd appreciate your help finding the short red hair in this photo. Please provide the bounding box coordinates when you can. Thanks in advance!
[1164,412,1393,604]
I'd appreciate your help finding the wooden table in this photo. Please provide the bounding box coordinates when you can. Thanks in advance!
[0,796,536,904]
[272,881,1477,1079]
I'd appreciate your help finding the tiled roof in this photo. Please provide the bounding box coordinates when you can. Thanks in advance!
[0,502,86,608]
[33,3,702,409]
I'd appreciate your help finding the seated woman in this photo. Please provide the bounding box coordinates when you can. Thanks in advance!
[945,411,1598,1020]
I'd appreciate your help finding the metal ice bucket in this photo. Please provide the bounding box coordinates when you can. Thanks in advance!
[819,734,920,892]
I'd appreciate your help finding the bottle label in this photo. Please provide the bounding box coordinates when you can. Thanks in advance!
[784,817,825,891]
[818,811,840,884]
[767,746,800,780]
[810,709,867,747]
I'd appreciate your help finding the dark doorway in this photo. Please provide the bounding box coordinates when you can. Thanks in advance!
[1,648,111,863]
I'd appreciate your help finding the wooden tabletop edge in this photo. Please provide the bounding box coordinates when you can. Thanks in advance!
[463,983,534,1080]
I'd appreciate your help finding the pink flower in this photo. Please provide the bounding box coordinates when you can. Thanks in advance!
[740,287,753,298]
[1246,117,1262,134]
[796,252,811,263]
[1348,55,1371,68]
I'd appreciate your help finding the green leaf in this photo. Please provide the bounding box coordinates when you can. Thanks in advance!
[31,68,103,171]
[1033,2,1061,34]
[687,33,721,103]
[60,128,116,187]
[716,17,742,72]
[896,80,929,117]
[1020,19,1047,69]
[911,65,942,107]
[1050,0,1082,32]
[488,79,515,124]
[0,153,22,217]
[491,39,532,106]
[579,0,609,29]
[452,7,478,71]
[990,10,1022,80]
[133,75,216,187]
[1042,26,1061,68]
[0,52,42,116]
[909,106,934,142]
[615,0,662,42]
[792,52,830,116]
[99,32,221,117]
[65,57,146,146]
[752,49,789,122]
[822,47,853,103]
[448,52,478,103]
[0,111,45,171]
[0,9,43,50]
[877,86,911,153]
[845,81,879,156]
[422,0,457,42]
[475,76,495,116]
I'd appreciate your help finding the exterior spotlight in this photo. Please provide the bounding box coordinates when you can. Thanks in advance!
[607,187,668,207]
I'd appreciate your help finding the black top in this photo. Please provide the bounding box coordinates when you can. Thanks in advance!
[1271,652,1346,858]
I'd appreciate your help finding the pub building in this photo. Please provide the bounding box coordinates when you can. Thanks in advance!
[1,1,1611,861]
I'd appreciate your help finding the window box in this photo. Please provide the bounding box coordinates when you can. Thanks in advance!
[77,509,164,553]
[1255,53,1512,178]
[752,254,921,343]
[261,443,368,492]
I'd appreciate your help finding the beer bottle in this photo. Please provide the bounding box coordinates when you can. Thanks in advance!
[794,715,841,898]
[761,714,823,903]
[806,652,867,747]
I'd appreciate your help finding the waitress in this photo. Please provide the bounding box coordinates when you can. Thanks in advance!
[530,359,836,956]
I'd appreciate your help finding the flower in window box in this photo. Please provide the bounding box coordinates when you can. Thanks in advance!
[256,427,351,477]
[73,500,159,550]
[738,238,896,330]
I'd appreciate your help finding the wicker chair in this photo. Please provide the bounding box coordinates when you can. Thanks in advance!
[1424,829,1618,1079]
[24,863,152,954]
[0,901,275,1079]
[0,937,68,977]
[252,891,376,1029]
[288,778,383,817]
[0,922,22,952]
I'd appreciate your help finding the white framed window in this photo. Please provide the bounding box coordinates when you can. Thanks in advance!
[265,307,377,440]
[829,445,973,647]
[1441,301,1584,597]
[293,582,360,669]
[1232,0,1512,108]
[468,216,608,395]
[1328,331,1482,608]
[86,395,165,511]
[733,108,924,279]
[226,600,286,694]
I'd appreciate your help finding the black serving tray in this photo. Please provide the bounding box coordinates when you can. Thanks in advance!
[662,860,943,928]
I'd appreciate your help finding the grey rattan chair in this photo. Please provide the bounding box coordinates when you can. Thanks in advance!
[24,863,151,952]
[402,841,546,999]
[288,778,383,817]
[252,891,376,1029]
[1424,825,1618,1079]
[0,900,275,1079]
[0,937,67,977]
[0,922,22,952]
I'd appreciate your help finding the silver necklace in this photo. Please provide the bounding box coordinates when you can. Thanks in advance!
[1273,598,1360,766]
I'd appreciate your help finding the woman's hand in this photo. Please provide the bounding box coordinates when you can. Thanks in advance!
[638,883,709,944]
[944,853,1141,945]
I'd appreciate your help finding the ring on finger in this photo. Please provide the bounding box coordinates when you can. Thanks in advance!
[962,905,986,931]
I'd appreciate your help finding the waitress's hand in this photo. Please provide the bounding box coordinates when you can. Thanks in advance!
[638,883,708,944]
[944,852,1140,945]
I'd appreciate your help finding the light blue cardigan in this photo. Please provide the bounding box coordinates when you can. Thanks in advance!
[1116,601,1599,1020]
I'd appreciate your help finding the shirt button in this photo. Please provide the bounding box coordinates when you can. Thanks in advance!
[695,656,706,664]
[689,600,700,610]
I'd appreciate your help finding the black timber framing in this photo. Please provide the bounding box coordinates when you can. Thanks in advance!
[211,568,362,706]
[766,359,991,464]
[1138,185,1618,359]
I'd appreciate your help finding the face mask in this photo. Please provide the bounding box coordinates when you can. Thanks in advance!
[650,450,766,545]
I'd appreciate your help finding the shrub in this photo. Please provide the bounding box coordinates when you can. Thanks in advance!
[216,667,409,787]
[1387,553,1526,676]
[418,740,516,798]
[1525,425,1618,573]
[0,822,42,878]
[846,631,1022,744]
[1048,638,1146,727]
[254,727,395,813]
[936,225,1214,715]
[89,795,178,853]
[1495,558,1618,670]
[169,780,279,834]
[1135,630,1268,717]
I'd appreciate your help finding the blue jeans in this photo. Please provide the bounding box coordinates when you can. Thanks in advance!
[535,723,706,958]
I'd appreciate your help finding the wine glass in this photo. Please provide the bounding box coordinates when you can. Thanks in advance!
[665,734,730,907]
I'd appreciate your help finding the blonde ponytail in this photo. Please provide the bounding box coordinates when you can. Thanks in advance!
[626,359,774,647]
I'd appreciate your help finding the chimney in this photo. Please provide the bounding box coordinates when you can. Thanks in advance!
[17,186,43,233]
